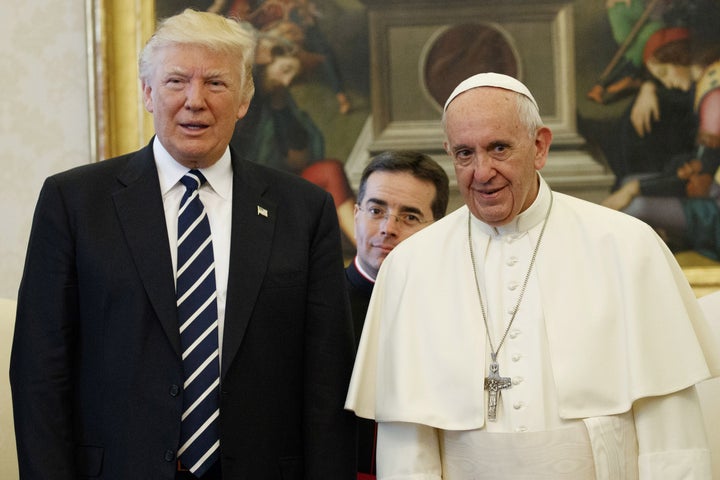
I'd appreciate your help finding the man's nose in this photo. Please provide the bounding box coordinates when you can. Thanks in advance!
[472,154,495,183]
[185,82,206,110]
[379,214,401,235]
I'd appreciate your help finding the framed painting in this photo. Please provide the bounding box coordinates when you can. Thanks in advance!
[88,0,370,167]
[571,0,720,294]
[88,0,720,295]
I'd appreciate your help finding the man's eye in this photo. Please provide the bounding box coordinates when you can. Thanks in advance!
[403,214,420,222]
[164,78,184,89]
[453,150,473,166]
[368,207,384,215]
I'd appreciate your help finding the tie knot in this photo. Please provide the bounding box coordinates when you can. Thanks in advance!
[180,170,207,192]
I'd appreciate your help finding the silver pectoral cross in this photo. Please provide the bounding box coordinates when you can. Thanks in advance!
[484,358,512,421]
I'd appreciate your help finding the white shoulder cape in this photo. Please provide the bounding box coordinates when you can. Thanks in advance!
[345,190,720,430]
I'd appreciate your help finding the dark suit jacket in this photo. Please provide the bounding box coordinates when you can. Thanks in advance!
[10,142,356,479]
[344,260,375,477]
[344,260,373,351]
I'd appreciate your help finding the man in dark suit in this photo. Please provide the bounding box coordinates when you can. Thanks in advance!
[10,9,356,480]
[346,151,449,478]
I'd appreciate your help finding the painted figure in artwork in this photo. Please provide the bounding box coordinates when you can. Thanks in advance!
[231,32,356,244]
[214,0,352,114]
[602,26,720,259]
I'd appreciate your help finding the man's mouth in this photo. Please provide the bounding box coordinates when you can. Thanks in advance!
[374,244,395,253]
[180,122,209,131]
[474,185,504,196]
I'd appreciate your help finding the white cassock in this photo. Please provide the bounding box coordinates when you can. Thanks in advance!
[345,175,720,479]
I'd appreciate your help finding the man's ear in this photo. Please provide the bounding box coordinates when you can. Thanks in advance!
[236,101,250,120]
[142,81,154,113]
[533,126,553,170]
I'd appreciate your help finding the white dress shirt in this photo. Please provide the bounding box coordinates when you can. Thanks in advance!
[153,138,232,356]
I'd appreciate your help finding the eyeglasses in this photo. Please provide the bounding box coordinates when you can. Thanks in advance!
[357,204,429,228]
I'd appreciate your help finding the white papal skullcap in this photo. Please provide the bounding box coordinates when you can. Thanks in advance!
[443,72,539,112]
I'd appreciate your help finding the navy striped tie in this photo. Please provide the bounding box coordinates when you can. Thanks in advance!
[176,170,220,475]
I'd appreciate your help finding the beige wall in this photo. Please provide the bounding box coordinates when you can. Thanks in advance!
[0,1,91,299]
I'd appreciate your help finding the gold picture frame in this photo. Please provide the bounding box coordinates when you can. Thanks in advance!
[675,252,720,298]
[684,266,720,298]
[88,0,720,298]
[88,0,156,162]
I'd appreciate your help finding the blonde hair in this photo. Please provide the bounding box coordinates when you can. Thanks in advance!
[139,9,257,101]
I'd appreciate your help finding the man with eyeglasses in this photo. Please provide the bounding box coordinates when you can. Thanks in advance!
[346,150,449,479]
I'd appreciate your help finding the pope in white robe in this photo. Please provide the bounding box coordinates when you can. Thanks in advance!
[345,73,720,479]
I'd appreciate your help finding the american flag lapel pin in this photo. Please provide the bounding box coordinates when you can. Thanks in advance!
[257,205,268,218]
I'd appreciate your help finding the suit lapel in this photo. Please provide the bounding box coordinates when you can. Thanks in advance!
[112,145,181,357]
[221,155,277,379]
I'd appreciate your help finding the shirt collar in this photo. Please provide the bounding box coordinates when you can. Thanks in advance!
[354,256,376,284]
[473,173,551,237]
[153,137,233,198]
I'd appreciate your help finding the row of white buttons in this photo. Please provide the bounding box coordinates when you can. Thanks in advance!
[502,234,531,434]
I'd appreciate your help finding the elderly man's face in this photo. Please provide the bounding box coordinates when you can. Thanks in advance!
[143,44,250,169]
[444,88,550,226]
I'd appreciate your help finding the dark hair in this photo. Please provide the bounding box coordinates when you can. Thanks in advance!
[651,38,720,69]
[651,38,692,66]
[357,151,450,220]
